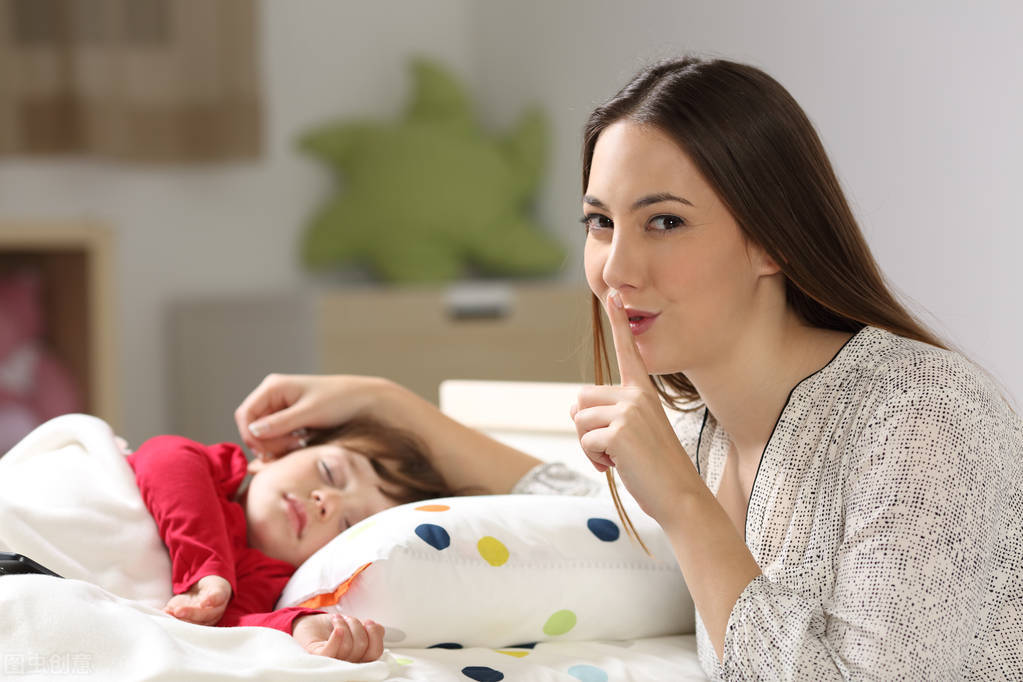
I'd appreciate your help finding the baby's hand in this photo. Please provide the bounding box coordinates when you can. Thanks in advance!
[164,575,232,626]
[293,613,385,662]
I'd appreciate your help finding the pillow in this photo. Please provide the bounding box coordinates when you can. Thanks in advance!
[277,494,695,648]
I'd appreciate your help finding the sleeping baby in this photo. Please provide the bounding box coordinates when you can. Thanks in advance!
[126,416,454,662]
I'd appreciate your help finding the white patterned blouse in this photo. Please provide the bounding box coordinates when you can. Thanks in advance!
[665,326,1023,680]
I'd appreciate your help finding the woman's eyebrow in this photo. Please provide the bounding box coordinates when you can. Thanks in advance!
[632,192,693,209]
[583,192,694,211]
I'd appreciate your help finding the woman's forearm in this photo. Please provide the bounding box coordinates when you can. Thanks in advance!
[660,484,763,664]
[360,378,542,494]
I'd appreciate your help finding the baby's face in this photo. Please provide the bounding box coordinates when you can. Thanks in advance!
[245,441,402,566]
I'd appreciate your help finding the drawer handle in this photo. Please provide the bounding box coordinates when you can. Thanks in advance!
[444,283,513,320]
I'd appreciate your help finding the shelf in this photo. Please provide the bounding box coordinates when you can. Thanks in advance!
[0,222,119,431]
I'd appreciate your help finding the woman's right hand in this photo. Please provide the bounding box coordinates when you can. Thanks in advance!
[234,374,391,460]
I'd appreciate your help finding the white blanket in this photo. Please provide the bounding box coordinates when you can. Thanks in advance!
[0,415,708,680]
[0,415,395,681]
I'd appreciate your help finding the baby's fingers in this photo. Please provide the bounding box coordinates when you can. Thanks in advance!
[165,604,221,626]
[339,615,370,661]
[312,616,347,659]
[199,589,229,609]
[361,619,385,662]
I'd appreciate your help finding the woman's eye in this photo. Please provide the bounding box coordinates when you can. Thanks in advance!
[649,215,686,231]
[580,213,612,231]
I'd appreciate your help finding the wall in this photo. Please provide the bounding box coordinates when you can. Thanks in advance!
[468,0,1023,403]
[1,1,1020,444]
[0,0,476,444]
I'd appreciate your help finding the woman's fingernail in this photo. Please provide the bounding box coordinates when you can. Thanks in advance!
[249,421,265,437]
[609,291,623,309]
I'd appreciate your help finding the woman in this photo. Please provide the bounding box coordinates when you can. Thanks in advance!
[235,57,1021,680]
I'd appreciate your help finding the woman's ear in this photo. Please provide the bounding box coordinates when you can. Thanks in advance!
[745,239,784,277]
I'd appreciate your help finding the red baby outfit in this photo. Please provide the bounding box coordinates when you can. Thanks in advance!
[127,435,320,633]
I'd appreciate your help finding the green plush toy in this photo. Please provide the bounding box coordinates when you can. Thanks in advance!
[298,58,565,283]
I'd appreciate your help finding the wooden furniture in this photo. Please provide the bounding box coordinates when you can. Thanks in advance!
[169,283,594,445]
[315,283,594,403]
[0,223,120,429]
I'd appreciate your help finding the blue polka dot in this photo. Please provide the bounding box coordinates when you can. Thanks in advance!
[461,667,504,681]
[507,642,537,649]
[428,642,463,649]
[567,664,609,682]
[415,523,451,550]
[587,518,620,542]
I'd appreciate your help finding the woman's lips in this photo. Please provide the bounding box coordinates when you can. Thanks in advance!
[284,494,307,538]
[625,309,659,336]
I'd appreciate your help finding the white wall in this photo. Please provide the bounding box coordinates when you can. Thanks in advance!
[1,1,1020,444]
[467,0,1023,405]
[0,0,475,444]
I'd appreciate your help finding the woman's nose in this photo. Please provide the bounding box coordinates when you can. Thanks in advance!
[602,231,643,291]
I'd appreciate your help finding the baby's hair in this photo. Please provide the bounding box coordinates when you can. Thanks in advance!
[302,417,467,504]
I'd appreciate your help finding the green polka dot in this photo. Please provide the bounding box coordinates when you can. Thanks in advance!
[477,536,509,566]
[542,609,576,636]
[394,657,414,666]
[345,519,377,539]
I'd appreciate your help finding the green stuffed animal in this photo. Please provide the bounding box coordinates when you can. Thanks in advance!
[298,58,565,283]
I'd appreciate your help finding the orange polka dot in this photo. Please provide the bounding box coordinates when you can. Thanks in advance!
[415,504,450,512]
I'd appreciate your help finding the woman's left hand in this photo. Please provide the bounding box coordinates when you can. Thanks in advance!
[571,292,699,524]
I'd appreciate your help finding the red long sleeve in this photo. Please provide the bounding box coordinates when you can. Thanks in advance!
[127,436,321,634]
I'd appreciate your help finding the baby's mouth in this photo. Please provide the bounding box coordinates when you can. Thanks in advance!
[284,493,307,539]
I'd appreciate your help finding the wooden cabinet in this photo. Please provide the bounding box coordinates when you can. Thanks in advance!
[315,283,594,403]
[169,283,595,445]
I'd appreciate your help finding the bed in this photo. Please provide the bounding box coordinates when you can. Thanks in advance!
[0,380,707,681]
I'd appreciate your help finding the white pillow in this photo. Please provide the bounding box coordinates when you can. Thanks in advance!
[277,494,695,648]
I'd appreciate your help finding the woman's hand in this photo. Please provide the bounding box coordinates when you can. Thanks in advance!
[292,613,385,662]
[571,292,698,523]
[234,374,391,460]
[164,575,232,626]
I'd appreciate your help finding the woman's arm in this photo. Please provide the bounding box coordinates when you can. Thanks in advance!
[235,374,542,494]
[571,296,762,664]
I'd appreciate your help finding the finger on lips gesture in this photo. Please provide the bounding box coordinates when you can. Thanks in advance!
[605,290,653,389]
[572,291,659,470]
[571,291,695,527]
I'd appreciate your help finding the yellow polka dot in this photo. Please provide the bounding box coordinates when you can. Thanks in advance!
[477,536,509,566]
[415,504,450,512]
[495,649,529,658]
[394,657,414,665]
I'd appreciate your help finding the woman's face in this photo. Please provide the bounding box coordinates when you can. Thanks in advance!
[583,120,777,376]
[245,441,401,566]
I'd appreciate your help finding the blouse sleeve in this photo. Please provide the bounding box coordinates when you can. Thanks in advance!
[718,369,1008,680]
[510,462,601,496]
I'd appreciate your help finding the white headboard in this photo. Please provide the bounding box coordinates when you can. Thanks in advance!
[438,379,603,483]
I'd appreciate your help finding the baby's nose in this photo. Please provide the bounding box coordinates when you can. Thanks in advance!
[311,490,336,518]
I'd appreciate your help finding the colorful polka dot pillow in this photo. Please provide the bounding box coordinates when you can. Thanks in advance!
[276,494,695,648]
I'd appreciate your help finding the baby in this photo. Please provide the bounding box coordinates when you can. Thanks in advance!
[126,416,452,662]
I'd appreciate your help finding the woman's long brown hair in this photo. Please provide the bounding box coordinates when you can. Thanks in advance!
[581,56,1009,545]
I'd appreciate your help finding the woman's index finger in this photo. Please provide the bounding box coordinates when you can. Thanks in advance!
[606,292,650,387]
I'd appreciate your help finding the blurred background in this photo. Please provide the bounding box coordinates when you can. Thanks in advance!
[0,0,1020,450]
